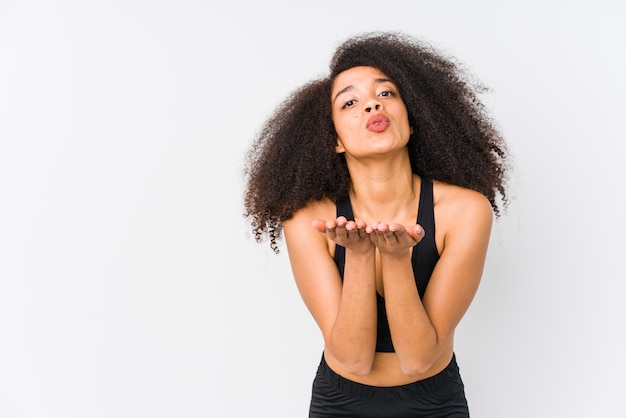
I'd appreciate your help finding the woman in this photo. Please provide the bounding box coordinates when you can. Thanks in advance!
[243,31,509,417]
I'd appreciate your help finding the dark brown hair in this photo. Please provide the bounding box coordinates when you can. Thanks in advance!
[243,31,510,253]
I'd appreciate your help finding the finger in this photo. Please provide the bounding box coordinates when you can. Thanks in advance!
[334,222,349,240]
[375,223,395,240]
[356,223,370,239]
[366,221,380,234]
[386,223,404,243]
[337,220,360,239]
[355,219,368,229]
[345,220,357,231]
[336,216,348,227]
[382,230,399,244]
[407,224,425,242]
[311,219,327,232]
[324,219,338,239]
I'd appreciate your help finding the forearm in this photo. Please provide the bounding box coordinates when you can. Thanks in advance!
[329,248,378,375]
[381,253,440,375]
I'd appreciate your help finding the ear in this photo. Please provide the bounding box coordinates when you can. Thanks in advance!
[335,138,346,154]
[410,126,414,135]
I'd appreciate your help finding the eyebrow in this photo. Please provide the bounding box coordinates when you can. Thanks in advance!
[332,78,393,105]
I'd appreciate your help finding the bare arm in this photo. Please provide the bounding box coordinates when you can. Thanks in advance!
[370,189,493,375]
[283,203,378,375]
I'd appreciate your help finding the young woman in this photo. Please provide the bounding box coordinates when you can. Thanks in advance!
[243,31,509,417]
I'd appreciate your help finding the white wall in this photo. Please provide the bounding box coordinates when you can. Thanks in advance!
[1,1,624,417]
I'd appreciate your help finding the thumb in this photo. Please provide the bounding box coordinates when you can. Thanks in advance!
[407,224,425,242]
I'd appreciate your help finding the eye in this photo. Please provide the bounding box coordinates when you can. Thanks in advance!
[379,90,395,98]
[342,99,356,109]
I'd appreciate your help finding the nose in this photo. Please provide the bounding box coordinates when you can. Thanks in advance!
[364,103,381,113]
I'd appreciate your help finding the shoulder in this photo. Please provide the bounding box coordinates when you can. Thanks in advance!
[433,180,492,220]
[282,198,342,300]
[284,198,336,227]
[283,197,337,251]
[432,180,493,248]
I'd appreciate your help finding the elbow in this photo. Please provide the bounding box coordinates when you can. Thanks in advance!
[399,358,435,377]
[331,350,374,376]
[346,363,373,377]
[339,357,373,376]
[328,337,376,376]
[397,334,443,377]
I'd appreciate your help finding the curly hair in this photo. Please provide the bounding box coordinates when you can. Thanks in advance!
[243,31,510,253]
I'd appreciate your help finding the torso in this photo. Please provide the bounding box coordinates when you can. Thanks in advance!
[322,176,455,386]
[292,175,484,386]
[335,177,438,355]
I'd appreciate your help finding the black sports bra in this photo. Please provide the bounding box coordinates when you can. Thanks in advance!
[333,178,440,352]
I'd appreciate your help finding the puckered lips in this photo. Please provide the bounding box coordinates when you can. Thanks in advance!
[366,114,390,132]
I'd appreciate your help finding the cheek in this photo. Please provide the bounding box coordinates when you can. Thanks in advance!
[332,112,359,137]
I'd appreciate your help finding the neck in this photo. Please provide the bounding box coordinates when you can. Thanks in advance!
[346,154,418,222]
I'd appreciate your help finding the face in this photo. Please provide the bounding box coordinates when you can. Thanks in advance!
[330,66,411,158]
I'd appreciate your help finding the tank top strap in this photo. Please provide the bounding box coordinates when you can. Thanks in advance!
[333,196,352,277]
[336,195,354,220]
[417,178,435,238]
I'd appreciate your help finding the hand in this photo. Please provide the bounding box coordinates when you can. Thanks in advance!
[366,222,425,256]
[312,216,374,253]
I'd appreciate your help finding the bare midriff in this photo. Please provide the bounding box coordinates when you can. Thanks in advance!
[322,339,455,387]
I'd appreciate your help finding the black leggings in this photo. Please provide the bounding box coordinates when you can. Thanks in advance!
[309,353,469,417]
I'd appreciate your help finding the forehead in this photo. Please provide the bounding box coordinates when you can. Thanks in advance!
[331,66,391,94]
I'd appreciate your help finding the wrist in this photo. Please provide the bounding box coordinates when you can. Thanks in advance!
[378,249,412,262]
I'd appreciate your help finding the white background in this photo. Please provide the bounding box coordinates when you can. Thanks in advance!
[1,1,625,417]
